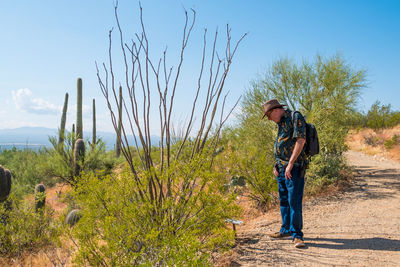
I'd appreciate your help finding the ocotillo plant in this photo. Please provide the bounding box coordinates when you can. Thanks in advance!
[34,184,46,212]
[76,78,83,139]
[92,98,96,148]
[0,166,11,202]
[58,92,69,147]
[74,139,85,177]
[116,85,122,158]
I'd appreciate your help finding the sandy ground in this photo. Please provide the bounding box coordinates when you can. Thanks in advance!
[226,151,400,267]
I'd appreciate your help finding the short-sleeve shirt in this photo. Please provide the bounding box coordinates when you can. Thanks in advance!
[274,109,307,169]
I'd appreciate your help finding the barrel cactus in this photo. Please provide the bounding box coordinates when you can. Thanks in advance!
[65,209,82,226]
[0,166,11,202]
[74,138,85,176]
[34,184,46,212]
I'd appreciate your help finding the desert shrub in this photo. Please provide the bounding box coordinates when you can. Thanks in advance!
[69,152,239,266]
[365,101,400,130]
[305,151,350,194]
[0,195,61,257]
[238,149,277,208]
[363,134,381,147]
[47,133,121,185]
[384,134,399,149]
[0,148,55,197]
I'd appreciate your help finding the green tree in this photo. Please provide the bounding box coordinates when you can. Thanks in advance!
[366,100,393,130]
[237,54,366,195]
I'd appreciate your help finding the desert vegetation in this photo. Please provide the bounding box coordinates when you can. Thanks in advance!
[1,4,399,267]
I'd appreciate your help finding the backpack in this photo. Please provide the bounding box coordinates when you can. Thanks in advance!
[291,111,319,157]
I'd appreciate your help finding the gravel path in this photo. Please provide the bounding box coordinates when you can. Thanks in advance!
[228,151,400,266]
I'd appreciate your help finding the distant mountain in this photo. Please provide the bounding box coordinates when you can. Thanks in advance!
[0,127,160,151]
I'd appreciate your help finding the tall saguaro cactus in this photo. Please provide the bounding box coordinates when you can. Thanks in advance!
[76,78,83,139]
[74,139,85,177]
[116,86,122,158]
[92,98,96,148]
[58,93,69,147]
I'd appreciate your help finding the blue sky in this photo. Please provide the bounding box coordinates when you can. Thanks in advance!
[0,0,399,133]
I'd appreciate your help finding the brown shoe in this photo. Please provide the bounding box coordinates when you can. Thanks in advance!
[293,237,306,248]
[268,232,291,238]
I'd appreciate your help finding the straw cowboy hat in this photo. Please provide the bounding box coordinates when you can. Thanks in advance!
[262,99,286,119]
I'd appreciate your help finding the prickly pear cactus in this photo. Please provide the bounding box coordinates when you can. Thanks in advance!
[65,209,82,226]
[35,184,46,212]
[0,166,11,202]
[74,138,85,176]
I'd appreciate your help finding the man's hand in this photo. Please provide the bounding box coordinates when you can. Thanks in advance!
[285,162,294,179]
[285,137,306,180]
[273,166,279,177]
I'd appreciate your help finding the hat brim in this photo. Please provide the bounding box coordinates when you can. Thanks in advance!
[262,104,285,119]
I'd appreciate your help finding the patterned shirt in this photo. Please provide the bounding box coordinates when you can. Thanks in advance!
[274,109,307,169]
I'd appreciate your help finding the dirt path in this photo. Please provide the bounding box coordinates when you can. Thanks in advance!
[228,151,400,266]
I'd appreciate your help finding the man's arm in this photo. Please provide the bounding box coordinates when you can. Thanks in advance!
[285,137,306,179]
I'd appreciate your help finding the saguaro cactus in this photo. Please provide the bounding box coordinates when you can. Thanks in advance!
[116,85,122,158]
[72,123,76,151]
[92,98,96,148]
[74,139,85,177]
[0,166,11,202]
[34,184,46,212]
[76,78,83,139]
[58,92,69,147]
[65,209,82,226]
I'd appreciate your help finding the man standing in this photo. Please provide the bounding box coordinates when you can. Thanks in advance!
[262,99,307,248]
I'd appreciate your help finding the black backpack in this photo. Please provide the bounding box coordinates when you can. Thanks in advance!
[291,111,319,157]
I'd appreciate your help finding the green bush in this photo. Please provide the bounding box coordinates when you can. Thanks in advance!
[69,152,239,266]
[47,133,121,186]
[384,134,399,149]
[0,195,60,257]
[305,152,349,194]
[0,148,55,198]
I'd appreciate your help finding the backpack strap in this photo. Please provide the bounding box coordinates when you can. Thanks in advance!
[291,110,300,123]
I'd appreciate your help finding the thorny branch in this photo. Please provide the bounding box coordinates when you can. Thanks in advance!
[97,3,247,214]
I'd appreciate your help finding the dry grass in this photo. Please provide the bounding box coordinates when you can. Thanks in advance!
[346,125,400,162]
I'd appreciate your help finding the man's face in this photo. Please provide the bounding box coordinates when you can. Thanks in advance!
[267,108,281,123]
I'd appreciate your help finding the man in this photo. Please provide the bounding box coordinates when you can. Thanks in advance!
[262,99,307,248]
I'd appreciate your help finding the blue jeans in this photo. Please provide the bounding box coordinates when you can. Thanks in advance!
[277,165,305,240]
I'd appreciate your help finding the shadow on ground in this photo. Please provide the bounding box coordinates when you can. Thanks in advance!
[346,166,400,200]
[307,237,400,251]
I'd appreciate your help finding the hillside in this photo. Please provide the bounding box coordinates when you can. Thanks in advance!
[0,127,160,151]
[346,125,400,162]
